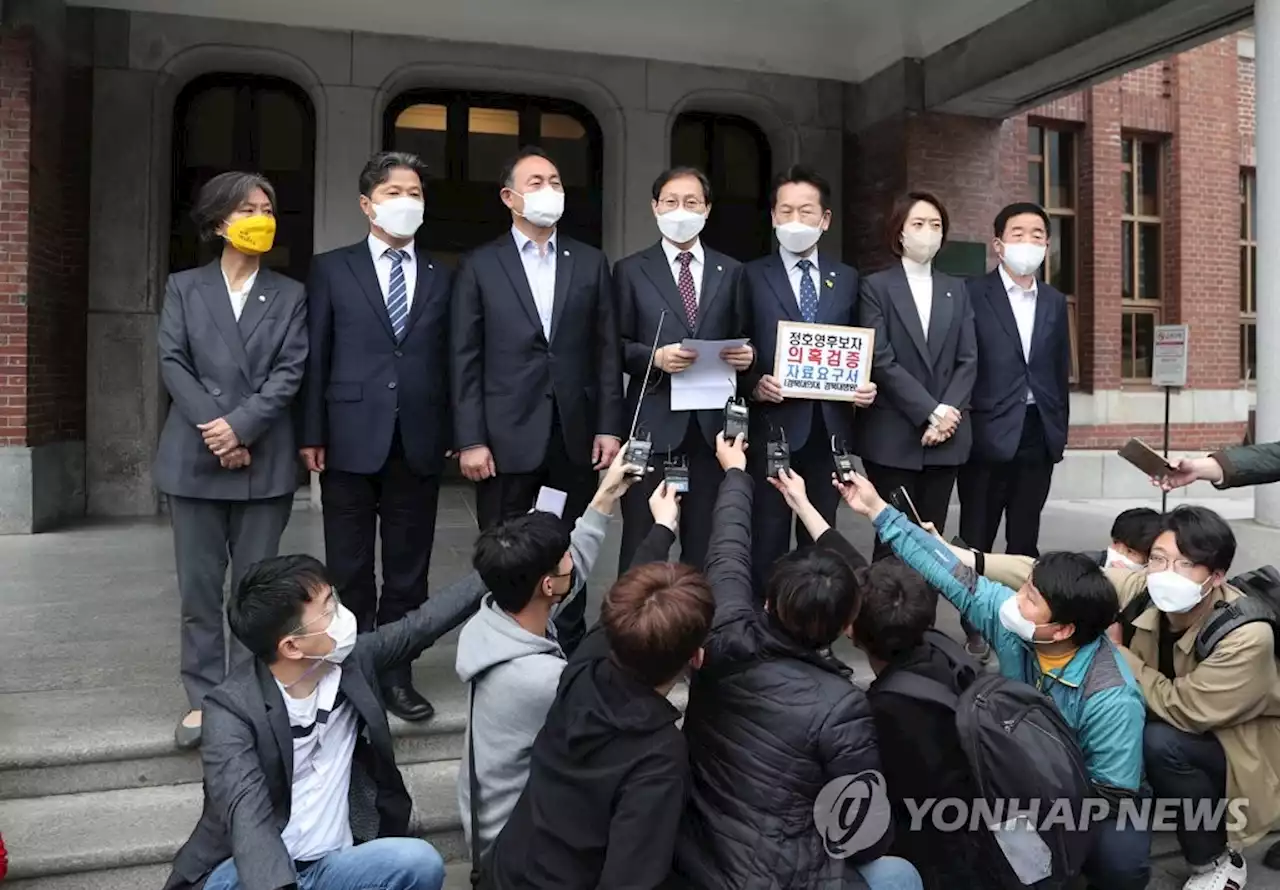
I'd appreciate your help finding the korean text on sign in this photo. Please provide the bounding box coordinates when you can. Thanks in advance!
[772,321,876,402]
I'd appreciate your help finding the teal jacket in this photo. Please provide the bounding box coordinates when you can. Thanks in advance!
[873,506,1146,792]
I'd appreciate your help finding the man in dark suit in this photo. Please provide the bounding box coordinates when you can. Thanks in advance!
[614,166,750,571]
[739,166,876,591]
[299,151,452,722]
[956,202,1071,557]
[855,192,977,562]
[451,146,624,655]
[164,554,481,890]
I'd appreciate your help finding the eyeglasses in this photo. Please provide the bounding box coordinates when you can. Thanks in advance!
[290,590,342,636]
[657,197,707,212]
[1147,555,1199,574]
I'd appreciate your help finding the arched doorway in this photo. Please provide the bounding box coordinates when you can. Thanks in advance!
[384,91,603,268]
[170,74,316,283]
[670,112,772,262]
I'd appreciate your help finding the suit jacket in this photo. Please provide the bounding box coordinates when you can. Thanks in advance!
[153,262,307,501]
[164,570,487,890]
[615,242,744,452]
[967,268,1071,464]
[854,263,977,469]
[450,232,623,474]
[738,250,860,452]
[298,241,453,477]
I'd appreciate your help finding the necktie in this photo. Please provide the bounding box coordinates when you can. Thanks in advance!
[797,258,818,323]
[385,248,408,339]
[677,251,697,328]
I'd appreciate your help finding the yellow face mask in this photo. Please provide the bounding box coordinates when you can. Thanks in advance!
[224,215,277,256]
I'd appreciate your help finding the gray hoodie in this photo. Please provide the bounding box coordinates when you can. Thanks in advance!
[455,505,611,855]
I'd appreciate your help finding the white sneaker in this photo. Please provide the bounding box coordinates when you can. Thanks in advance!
[1183,851,1247,890]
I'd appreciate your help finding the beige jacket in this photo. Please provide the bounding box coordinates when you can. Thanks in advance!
[982,553,1280,849]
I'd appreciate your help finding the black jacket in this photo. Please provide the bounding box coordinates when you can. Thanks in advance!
[489,619,689,890]
[672,469,891,889]
[164,570,487,890]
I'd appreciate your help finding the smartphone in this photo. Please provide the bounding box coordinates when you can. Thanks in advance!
[534,486,568,518]
[1117,438,1176,479]
[888,486,924,527]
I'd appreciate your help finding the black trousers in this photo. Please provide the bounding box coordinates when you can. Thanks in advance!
[1143,720,1230,867]
[750,410,841,596]
[321,427,440,686]
[475,412,597,655]
[619,423,721,573]
[860,461,958,562]
[956,404,1055,557]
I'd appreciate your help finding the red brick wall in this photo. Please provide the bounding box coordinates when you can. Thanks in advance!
[0,24,88,449]
[1070,422,1247,451]
[1240,53,1256,166]
[1077,83,1125,392]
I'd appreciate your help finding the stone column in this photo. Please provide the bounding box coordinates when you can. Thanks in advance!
[1257,0,1280,525]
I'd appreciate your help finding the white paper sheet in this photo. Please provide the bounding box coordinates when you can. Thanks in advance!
[669,339,748,412]
[534,487,568,518]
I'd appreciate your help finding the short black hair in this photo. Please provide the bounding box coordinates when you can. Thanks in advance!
[852,557,938,663]
[771,164,831,211]
[472,512,571,613]
[500,145,558,190]
[993,202,1050,238]
[358,150,426,197]
[1158,506,1236,574]
[1030,551,1119,646]
[1110,508,1162,559]
[651,166,713,204]
[191,171,277,242]
[228,555,331,661]
[764,546,860,648]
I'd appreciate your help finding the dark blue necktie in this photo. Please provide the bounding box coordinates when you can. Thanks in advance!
[385,248,409,339]
[797,258,818,323]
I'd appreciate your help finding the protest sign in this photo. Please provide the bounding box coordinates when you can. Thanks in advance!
[773,322,875,401]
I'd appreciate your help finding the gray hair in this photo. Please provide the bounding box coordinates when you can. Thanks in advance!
[191,171,277,241]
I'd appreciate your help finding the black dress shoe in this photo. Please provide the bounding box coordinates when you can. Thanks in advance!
[1264,839,1280,870]
[384,683,435,722]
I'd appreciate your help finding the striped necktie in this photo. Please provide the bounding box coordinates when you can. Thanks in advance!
[385,248,409,339]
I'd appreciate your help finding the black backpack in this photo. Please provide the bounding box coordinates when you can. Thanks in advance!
[1118,565,1280,659]
[876,630,1093,888]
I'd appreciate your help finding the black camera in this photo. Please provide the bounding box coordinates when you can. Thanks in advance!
[663,456,690,493]
[765,432,790,479]
[723,397,750,442]
[831,436,857,483]
[623,433,653,478]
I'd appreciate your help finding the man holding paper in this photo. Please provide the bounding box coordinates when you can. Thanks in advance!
[614,166,750,570]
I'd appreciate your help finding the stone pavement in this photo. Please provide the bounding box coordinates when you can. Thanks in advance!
[1,483,1278,888]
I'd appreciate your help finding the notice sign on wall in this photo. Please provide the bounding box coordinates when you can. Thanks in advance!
[1152,324,1190,388]
[773,321,876,401]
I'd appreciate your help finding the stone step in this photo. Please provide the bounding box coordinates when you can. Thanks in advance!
[0,760,467,884]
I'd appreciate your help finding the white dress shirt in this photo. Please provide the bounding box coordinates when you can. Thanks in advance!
[368,233,417,311]
[222,267,258,323]
[902,256,932,337]
[661,238,704,304]
[512,226,557,339]
[999,264,1038,405]
[278,667,359,862]
[779,246,822,308]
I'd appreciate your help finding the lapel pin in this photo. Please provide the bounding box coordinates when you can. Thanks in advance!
[824,279,834,289]
[257,295,266,302]
[946,291,952,298]
[563,250,570,256]
[717,265,723,272]
[428,263,434,270]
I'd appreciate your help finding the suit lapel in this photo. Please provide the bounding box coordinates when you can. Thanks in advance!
[886,265,929,365]
[496,236,547,338]
[641,243,692,335]
[814,264,845,325]
[339,664,390,752]
[257,662,295,789]
[400,252,436,340]
[696,250,728,336]
[984,270,1025,365]
[926,275,955,364]
[345,244,396,342]
[1028,279,1053,363]
[197,262,251,382]
[236,267,278,347]
[764,253,802,323]
[550,238,575,340]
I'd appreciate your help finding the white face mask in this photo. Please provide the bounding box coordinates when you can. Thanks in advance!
[297,603,359,665]
[1105,548,1146,572]
[370,196,424,239]
[902,229,942,265]
[517,187,565,228]
[1146,570,1210,614]
[775,220,823,254]
[656,208,706,245]
[1000,242,1046,277]
[998,595,1057,645]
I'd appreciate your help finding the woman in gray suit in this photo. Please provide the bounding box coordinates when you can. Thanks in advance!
[154,172,308,748]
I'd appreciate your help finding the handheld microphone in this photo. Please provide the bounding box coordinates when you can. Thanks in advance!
[623,310,668,475]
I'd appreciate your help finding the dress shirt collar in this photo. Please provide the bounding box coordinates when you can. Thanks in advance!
[999,263,1037,297]
[902,256,932,279]
[368,232,416,263]
[222,265,258,296]
[779,245,820,273]
[661,237,704,267]
[511,225,555,257]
